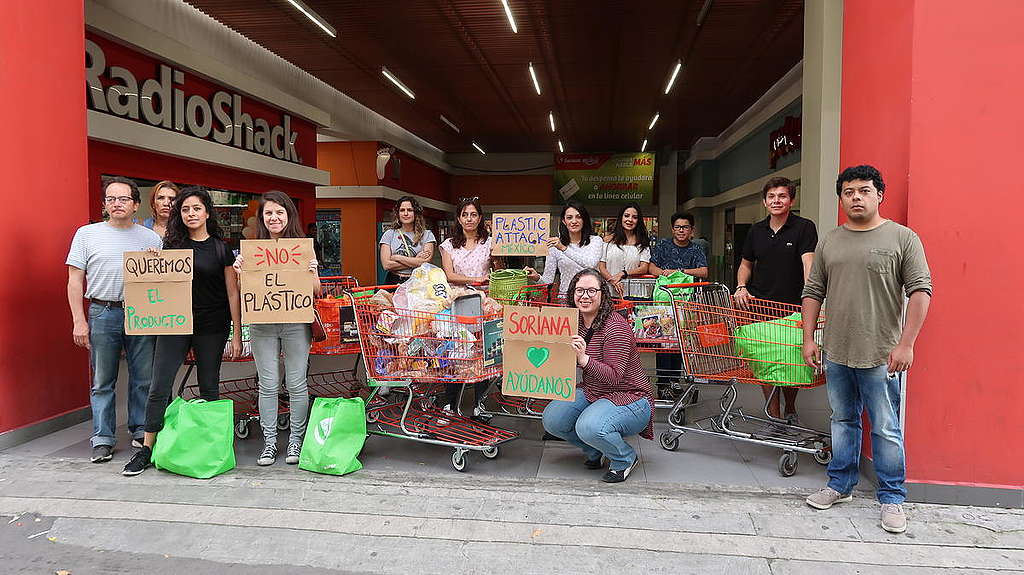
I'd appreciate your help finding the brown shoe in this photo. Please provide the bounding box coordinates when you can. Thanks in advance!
[805,487,852,510]
[880,503,907,533]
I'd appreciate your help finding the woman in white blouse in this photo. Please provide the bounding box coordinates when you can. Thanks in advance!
[598,202,652,297]
[528,200,603,301]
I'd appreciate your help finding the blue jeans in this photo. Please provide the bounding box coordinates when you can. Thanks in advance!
[824,358,906,503]
[542,391,651,471]
[88,303,155,447]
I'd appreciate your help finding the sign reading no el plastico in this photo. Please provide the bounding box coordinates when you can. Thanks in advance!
[239,239,315,324]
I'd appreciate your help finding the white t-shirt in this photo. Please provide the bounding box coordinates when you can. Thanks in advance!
[379,228,437,277]
[539,235,604,296]
[601,242,651,276]
[66,222,162,301]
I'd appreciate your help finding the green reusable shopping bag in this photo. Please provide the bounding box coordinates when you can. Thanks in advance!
[151,397,236,479]
[733,312,814,386]
[298,397,366,476]
[653,271,695,303]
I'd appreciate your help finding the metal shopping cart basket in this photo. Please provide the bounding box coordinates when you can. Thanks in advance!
[615,275,685,408]
[350,285,519,471]
[658,282,831,477]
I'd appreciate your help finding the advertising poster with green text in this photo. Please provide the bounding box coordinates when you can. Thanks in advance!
[553,152,655,204]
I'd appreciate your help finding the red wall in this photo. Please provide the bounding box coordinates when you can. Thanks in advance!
[0,1,91,433]
[843,0,1024,489]
[379,150,450,201]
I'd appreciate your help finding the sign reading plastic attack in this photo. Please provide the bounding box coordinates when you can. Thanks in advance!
[553,153,655,204]
[84,35,311,164]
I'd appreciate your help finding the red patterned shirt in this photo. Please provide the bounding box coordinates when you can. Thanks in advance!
[580,311,655,440]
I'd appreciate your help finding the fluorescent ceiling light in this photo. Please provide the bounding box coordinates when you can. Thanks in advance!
[382,67,415,99]
[472,142,486,155]
[558,140,564,153]
[641,139,648,152]
[664,61,682,94]
[501,0,518,33]
[549,112,556,132]
[697,0,713,27]
[440,114,460,133]
[648,113,660,131]
[529,63,542,95]
[285,0,337,38]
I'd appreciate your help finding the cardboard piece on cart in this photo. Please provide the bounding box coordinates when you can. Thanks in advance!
[239,238,315,324]
[501,305,578,401]
[490,213,550,256]
[123,249,194,335]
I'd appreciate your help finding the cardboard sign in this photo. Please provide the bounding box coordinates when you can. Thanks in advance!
[240,238,315,324]
[501,305,578,401]
[123,250,193,335]
[491,213,550,256]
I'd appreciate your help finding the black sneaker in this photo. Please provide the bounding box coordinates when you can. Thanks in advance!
[91,445,113,463]
[542,431,565,442]
[601,457,640,483]
[122,446,152,476]
[257,443,277,466]
[584,455,606,470]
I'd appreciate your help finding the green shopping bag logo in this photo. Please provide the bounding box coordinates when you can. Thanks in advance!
[314,417,333,445]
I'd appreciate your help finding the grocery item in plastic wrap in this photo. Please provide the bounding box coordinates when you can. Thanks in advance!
[393,264,452,314]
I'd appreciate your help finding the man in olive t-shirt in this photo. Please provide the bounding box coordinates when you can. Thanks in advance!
[800,165,932,535]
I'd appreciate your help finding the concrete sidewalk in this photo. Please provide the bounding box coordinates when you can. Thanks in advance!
[0,453,1021,574]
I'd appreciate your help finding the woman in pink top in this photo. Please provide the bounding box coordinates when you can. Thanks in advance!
[439,198,501,420]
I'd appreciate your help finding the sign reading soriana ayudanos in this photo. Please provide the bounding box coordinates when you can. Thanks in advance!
[553,153,655,204]
[85,34,314,165]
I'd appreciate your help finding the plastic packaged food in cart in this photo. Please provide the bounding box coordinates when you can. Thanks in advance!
[393,263,452,314]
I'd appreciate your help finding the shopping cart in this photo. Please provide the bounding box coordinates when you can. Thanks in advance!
[615,275,685,408]
[350,286,519,471]
[657,282,831,477]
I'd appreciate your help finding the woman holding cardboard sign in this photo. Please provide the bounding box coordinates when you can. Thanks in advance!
[527,200,603,302]
[541,269,654,483]
[123,187,243,476]
[232,191,321,466]
[379,196,436,285]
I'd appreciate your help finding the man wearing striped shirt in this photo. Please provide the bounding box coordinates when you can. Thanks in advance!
[67,177,162,463]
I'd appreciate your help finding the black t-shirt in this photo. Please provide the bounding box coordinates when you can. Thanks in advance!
[741,214,817,305]
[183,237,235,334]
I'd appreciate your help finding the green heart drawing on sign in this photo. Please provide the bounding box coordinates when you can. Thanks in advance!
[527,347,550,368]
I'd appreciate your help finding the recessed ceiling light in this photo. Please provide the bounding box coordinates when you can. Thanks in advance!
[529,63,542,96]
[641,139,648,152]
[381,67,415,99]
[557,140,564,153]
[664,60,682,94]
[501,0,518,33]
[472,142,486,155]
[648,113,660,131]
[285,0,337,38]
[549,112,556,132]
[440,114,460,133]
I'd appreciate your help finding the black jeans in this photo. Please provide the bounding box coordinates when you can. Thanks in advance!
[444,379,492,413]
[144,332,229,433]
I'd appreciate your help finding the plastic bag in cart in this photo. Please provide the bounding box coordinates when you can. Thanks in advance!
[733,312,814,385]
[393,263,452,314]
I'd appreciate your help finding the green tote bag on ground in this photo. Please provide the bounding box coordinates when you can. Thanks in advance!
[299,397,366,476]
[151,397,236,479]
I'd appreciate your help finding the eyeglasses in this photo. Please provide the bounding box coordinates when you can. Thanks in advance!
[672,224,692,231]
[573,287,601,298]
[104,196,134,205]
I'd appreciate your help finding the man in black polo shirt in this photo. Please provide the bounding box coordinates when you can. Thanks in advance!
[735,177,817,423]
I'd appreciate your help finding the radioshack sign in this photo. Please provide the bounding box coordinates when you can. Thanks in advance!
[85,37,307,164]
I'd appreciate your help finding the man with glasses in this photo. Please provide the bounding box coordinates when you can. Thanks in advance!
[67,176,162,463]
[649,213,708,395]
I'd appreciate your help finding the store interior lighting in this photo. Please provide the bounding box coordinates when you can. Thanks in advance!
[664,61,682,94]
[381,67,415,99]
[648,113,660,130]
[440,114,460,133]
[549,112,556,132]
[558,140,564,153]
[472,142,486,155]
[641,139,648,152]
[529,63,542,95]
[501,0,518,33]
[285,0,337,38]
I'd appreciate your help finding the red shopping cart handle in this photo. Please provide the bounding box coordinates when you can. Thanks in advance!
[661,282,714,288]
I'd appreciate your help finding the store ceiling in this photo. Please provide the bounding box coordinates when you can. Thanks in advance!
[185,0,803,155]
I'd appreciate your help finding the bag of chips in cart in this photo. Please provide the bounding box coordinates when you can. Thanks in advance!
[733,312,814,385]
[299,396,366,476]
[151,397,236,479]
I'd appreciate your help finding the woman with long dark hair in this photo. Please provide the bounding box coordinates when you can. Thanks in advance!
[379,196,435,284]
[598,202,651,297]
[123,187,242,476]
[237,191,321,466]
[527,199,603,301]
[541,269,654,483]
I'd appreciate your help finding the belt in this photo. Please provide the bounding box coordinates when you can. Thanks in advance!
[91,298,124,308]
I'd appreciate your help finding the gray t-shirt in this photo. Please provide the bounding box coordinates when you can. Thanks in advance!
[379,228,436,277]
[66,222,162,301]
[802,221,932,368]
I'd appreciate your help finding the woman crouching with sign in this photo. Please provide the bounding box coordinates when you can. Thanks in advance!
[123,187,243,476]
[235,191,321,466]
[541,269,654,483]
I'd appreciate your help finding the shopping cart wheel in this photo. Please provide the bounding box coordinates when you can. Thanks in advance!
[659,431,680,451]
[813,448,833,466]
[234,419,250,440]
[276,413,290,431]
[366,409,380,423]
[451,450,470,472]
[481,446,499,460]
[668,407,685,427]
[778,451,799,477]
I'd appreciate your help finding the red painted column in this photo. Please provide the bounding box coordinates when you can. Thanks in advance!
[842,0,1024,491]
[0,1,90,433]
